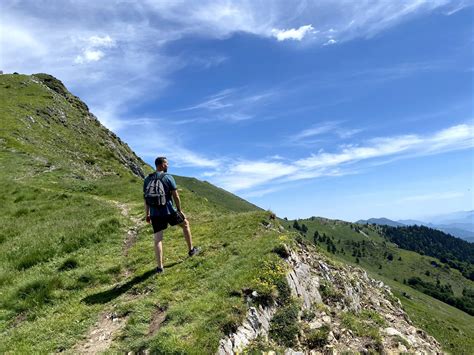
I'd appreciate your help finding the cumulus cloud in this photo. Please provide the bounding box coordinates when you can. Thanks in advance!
[74,49,105,64]
[271,24,316,41]
[74,35,116,64]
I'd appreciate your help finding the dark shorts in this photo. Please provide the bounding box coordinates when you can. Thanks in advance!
[151,211,185,233]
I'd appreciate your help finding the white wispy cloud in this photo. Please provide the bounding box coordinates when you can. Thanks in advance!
[271,24,316,41]
[290,122,363,143]
[323,39,337,46]
[1,0,470,177]
[207,123,474,192]
[121,119,223,169]
[178,89,236,111]
[1,0,467,132]
[175,87,277,123]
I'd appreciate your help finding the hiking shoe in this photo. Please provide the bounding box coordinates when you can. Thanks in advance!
[188,247,201,257]
[156,267,164,274]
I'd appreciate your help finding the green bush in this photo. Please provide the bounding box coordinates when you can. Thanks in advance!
[319,281,343,303]
[305,324,330,349]
[269,300,300,347]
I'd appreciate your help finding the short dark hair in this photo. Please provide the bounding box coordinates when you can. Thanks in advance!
[155,156,167,167]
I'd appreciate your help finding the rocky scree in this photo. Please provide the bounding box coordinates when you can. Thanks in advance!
[219,242,443,354]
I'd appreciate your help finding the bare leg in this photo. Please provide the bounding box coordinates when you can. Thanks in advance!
[154,231,164,268]
[180,219,193,251]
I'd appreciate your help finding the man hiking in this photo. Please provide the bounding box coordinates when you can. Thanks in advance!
[144,157,200,273]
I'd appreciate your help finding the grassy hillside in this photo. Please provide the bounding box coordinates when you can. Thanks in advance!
[0,73,286,352]
[285,217,474,353]
[174,175,262,213]
[1,72,471,353]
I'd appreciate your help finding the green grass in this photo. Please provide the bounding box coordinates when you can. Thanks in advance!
[175,175,261,213]
[0,73,291,352]
[2,72,472,353]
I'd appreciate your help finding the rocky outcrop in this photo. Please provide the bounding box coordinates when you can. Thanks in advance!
[285,246,442,354]
[218,305,276,354]
[217,243,443,354]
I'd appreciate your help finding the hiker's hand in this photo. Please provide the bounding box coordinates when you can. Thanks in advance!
[146,215,151,223]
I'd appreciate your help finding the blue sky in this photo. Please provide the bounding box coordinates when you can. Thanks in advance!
[1,0,473,221]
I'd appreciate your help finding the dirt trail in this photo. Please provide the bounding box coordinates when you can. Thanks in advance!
[111,200,143,256]
[72,199,145,353]
[71,312,128,354]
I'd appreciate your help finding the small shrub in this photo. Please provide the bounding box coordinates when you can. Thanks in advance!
[246,336,277,353]
[305,324,330,349]
[269,300,300,347]
[220,310,244,335]
[341,311,381,342]
[360,309,386,327]
[394,334,411,349]
[319,281,343,303]
[301,308,316,322]
[251,259,288,306]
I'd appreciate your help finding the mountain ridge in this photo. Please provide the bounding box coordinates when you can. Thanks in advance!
[358,214,474,243]
[1,73,471,353]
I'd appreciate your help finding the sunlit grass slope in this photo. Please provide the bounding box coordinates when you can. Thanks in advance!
[0,73,286,352]
[285,217,474,354]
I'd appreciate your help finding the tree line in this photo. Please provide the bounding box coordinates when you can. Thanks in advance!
[380,225,474,281]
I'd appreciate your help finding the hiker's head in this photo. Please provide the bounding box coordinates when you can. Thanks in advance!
[155,156,168,172]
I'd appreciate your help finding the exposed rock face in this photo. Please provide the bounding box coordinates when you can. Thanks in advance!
[218,305,276,354]
[218,243,443,354]
[285,246,442,354]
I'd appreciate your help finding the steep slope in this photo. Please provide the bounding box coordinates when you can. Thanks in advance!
[0,73,450,353]
[287,217,474,353]
[174,175,262,213]
[220,244,441,354]
[0,73,274,352]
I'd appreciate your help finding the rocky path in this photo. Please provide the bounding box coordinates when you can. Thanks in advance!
[72,199,144,353]
[71,312,128,354]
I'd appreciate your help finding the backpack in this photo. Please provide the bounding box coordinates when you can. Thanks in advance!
[144,173,169,207]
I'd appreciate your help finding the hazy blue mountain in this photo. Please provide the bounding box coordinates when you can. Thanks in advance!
[398,219,429,226]
[356,218,405,227]
[398,212,474,242]
[359,215,474,243]
[423,210,474,226]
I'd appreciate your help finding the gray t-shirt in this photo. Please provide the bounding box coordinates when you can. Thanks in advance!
[143,172,177,217]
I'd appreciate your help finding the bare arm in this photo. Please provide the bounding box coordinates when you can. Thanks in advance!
[171,190,182,212]
[144,199,150,217]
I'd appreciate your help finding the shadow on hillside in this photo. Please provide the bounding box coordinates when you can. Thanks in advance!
[82,260,183,305]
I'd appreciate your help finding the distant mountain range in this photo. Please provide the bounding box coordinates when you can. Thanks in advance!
[357,210,474,243]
